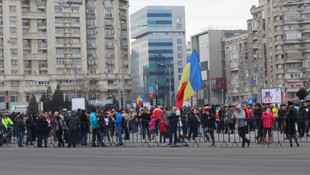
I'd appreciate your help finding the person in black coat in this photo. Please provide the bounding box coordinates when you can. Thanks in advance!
[137,109,151,140]
[254,103,263,143]
[285,102,299,147]
[79,110,89,146]
[66,112,80,148]
[168,108,178,145]
[278,105,286,134]
[201,109,216,147]
[188,110,199,141]
[15,115,25,147]
[297,104,307,137]
[36,114,49,148]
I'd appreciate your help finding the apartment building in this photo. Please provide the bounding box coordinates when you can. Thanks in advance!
[191,30,246,106]
[0,0,131,106]
[226,0,310,104]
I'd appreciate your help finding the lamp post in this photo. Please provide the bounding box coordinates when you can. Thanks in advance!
[120,22,126,110]
[156,62,172,107]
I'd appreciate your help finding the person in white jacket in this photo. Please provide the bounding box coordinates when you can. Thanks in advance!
[233,105,250,148]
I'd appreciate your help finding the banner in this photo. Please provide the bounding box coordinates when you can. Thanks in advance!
[261,88,282,104]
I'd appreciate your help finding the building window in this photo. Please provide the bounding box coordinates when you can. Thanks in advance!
[9,6,16,11]
[11,59,18,65]
[10,27,17,33]
[11,81,18,86]
[37,8,46,13]
[177,46,182,51]
[176,24,182,29]
[25,94,30,102]
[72,49,80,54]
[104,9,113,18]
[55,28,64,33]
[10,38,17,43]
[107,69,113,73]
[39,60,47,67]
[0,60,3,68]
[90,70,96,74]
[87,9,96,17]
[0,82,4,86]
[11,70,17,75]
[10,16,16,22]
[24,70,31,75]
[55,18,63,23]
[39,70,47,75]
[89,93,99,100]
[56,49,64,54]
[71,28,80,33]
[177,39,182,44]
[108,80,114,84]
[56,38,64,44]
[176,17,181,23]
[178,68,183,73]
[70,7,79,13]
[90,80,98,85]
[23,28,29,33]
[10,93,18,102]
[178,53,182,59]
[55,7,64,13]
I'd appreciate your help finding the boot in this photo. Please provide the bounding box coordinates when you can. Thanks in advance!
[261,137,266,144]
[294,137,299,147]
[152,135,155,140]
[268,137,272,145]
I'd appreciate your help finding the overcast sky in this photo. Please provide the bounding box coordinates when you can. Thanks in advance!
[129,0,259,41]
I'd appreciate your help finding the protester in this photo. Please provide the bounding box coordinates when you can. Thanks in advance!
[168,107,178,146]
[79,110,89,146]
[52,111,65,147]
[115,109,123,146]
[286,102,299,147]
[254,103,263,143]
[36,114,49,148]
[15,114,25,148]
[66,112,80,148]
[90,109,104,147]
[158,119,167,143]
[261,108,275,144]
[234,105,250,148]
[202,108,216,147]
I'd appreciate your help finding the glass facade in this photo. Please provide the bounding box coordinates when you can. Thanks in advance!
[147,10,172,28]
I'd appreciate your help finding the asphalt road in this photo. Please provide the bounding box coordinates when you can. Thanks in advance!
[1,147,310,175]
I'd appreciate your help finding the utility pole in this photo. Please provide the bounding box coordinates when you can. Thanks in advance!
[120,22,126,109]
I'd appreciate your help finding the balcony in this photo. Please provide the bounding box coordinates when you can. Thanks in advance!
[106,44,114,49]
[22,12,46,19]
[274,21,283,26]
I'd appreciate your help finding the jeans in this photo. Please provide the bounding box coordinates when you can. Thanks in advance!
[69,130,78,145]
[80,131,88,145]
[142,123,150,139]
[18,130,24,147]
[238,126,250,145]
[92,128,103,146]
[298,121,305,137]
[116,126,122,144]
[160,132,166,143]
[130,121,136,133]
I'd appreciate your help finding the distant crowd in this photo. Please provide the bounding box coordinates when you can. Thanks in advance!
[0,101,308,148]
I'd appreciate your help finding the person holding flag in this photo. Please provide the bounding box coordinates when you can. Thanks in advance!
[176,50,203,109]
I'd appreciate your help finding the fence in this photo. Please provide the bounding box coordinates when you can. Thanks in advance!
[0,116,309,148]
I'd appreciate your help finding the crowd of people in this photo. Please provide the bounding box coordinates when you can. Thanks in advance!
[0,101,309,148]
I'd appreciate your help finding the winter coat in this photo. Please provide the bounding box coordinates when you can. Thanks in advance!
[52,116,66,131]
[15,117,25,131]
[201,112,215,129]
[153,108,163,120]
[188,113,198,129]
[254,108,263,123]
[79,113,89,133]
[149,114,156,131]
[246,109,254,119]
[168,112,178,128]
[90,112,98,130]
[115,113,122,128]
[66,112,80,131]
[158,120,167,133]
[36,117,49,135]
[233,105,246,128]
[285,109,297,135]
[297,107,307,122]
[138,113,150,126]
[261,112,275,128]
[225,108,234,124]
[2,117,14,129]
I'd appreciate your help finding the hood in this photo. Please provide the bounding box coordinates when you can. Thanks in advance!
[236,105,243,111]
[150,114,155,119]
[159,120,165,124]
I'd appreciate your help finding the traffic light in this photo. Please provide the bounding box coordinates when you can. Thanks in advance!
[149,97,153,106]
[6,102,9,110]
[157,98,160,106]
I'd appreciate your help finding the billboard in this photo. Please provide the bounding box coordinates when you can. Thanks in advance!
[261,88,282,104]
[72,98,85,111]
[67,0,83,5]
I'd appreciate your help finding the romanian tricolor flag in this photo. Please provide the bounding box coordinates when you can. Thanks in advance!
[176,50,202,109]
[137,92,142,108]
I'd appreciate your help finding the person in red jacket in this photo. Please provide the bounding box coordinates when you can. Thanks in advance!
[158,119,167,143]
[153,106,163,135]
[261,108,275,144]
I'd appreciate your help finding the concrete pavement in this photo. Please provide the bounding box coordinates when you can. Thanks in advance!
[1,147,310,175]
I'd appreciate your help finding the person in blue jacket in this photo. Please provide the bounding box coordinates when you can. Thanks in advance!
[114,109,123,146]
[90,109,104,147]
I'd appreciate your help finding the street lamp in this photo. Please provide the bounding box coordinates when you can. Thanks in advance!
[156,62,172,107]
